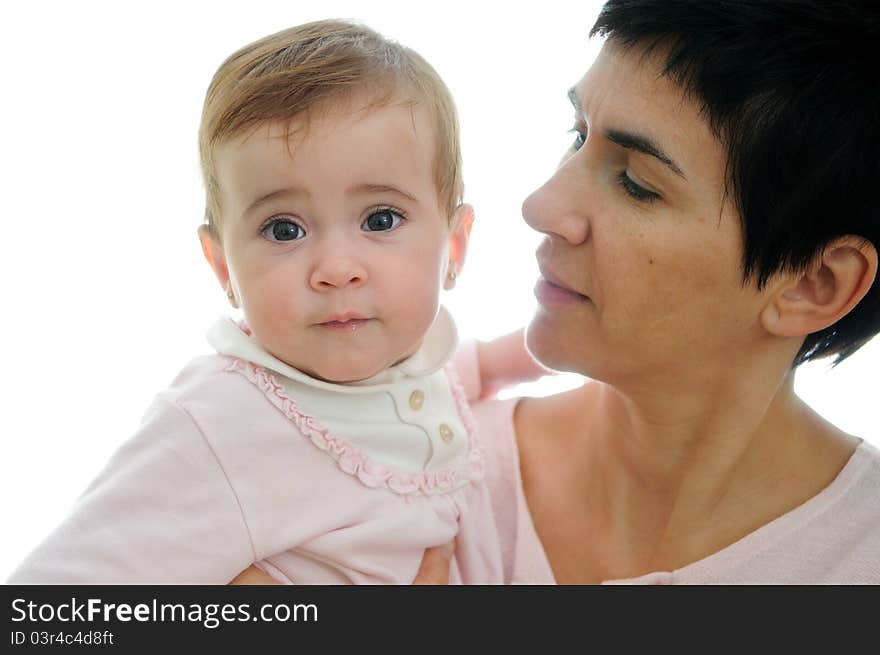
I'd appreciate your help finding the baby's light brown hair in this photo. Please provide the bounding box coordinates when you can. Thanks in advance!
[198,19,463,236]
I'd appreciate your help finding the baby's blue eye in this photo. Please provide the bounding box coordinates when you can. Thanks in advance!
[262,218,305,242]
[362,209,402,232]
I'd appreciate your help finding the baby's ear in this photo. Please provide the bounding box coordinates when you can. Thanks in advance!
[445,204,475,287]
[198,224,231,291]
[760,236,878,338]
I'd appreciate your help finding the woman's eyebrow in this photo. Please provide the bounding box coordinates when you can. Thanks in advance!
[567,86,686,180]
[605,130,685,179]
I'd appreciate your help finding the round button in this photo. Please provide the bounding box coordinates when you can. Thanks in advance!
[409,390,425,410]
[439,423,454,444]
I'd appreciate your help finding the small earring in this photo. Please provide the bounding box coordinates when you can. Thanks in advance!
[225,283,239,308]
[446,267,457,288]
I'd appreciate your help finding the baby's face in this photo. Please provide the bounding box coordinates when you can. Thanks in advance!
[205,97,466,382]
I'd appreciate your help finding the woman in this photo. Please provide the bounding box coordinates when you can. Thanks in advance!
[237,0,880,584]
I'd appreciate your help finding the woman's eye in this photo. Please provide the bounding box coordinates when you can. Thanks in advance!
[568,127,586,151]
[362,209,403,232]
[261,218,305,242]
[618,171,661,203]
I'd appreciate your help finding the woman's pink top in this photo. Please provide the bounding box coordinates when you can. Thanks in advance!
[468,387,880,584]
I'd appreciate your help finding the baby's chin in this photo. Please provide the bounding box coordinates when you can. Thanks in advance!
[301,339,424,384]
[279,349,414,384]
[302,359,394,384]
[262,335,424,385]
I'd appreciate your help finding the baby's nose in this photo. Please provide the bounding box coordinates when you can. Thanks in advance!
[309,255,368,290]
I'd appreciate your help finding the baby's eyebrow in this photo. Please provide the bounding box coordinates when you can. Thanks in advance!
[244,182,418,217]
[348,183,418,204]
[245,186,306,216]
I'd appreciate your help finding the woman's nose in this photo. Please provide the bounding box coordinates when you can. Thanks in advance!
[309,249,368,291]
[521,159,591,246]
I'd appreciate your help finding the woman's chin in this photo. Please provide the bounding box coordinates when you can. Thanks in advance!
[526,315,605,379]
[524,319,566,372]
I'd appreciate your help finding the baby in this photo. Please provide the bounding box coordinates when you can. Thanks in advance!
[9,20,540,584]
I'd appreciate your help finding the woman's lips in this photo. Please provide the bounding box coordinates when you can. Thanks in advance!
[534,277,590,306]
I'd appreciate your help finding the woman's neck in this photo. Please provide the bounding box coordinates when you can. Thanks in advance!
[568,361,857,577]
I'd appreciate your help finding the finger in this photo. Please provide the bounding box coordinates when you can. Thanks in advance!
[412,541,454,585]
[228,564,281,585]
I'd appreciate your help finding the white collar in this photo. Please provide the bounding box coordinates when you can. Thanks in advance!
[206,306,458,394]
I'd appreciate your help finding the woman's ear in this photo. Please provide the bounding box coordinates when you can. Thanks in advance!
[760,236,878,337]
[198,224,238,307]
[444,204,475,290]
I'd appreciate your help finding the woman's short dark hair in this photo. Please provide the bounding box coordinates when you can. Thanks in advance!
[591,0,880,365]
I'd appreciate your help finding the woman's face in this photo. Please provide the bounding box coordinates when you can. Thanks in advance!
[523,41,775,391]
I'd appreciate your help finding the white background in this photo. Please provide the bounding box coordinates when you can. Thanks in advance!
[2,0,877,579]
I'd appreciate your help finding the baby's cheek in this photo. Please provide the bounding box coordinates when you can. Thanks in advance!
[385,264,442,332]
[241,284,278,323]
[241,279,303,339]
[399,280,440,322]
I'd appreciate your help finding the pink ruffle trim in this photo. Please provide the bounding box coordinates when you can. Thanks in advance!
[226,359,485,496]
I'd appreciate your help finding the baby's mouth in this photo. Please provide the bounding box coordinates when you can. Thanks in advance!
[317,316,372,331]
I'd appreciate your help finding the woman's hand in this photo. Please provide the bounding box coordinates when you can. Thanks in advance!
[229,541,454,585]
[412,541,454,584]
[229,565,280,585]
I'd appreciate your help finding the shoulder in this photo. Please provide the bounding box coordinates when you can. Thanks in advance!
[723,439,880,583]
[116,354,262,449]
[468,394,518,449]
[467,382,600,481]
[154,354,273,418]
[135,354,291,456]
[855,438,880,470]
[514,381,599,458]
[819,439,880,523]
[835,440,880,528]
[160,354,247,401]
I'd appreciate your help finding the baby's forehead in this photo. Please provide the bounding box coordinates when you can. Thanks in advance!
[220,87,434,156]
[213,100,446,218]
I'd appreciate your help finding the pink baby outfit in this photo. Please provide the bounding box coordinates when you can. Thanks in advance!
[9,308,503,584]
